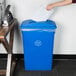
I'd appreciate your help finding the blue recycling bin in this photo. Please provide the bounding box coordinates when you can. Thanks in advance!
[20,20,57,71]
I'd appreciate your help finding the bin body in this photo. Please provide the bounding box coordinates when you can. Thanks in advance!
[20,20,57,71]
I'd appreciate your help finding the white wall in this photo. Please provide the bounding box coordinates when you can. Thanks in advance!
[0,0,76,54]
[51,5,76,54]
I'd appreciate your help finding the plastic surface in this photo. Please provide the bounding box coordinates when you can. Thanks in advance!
[21,19,57,30]
[20,20,57,70]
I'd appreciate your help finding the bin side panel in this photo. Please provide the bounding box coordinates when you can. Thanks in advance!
[22,31,55,70]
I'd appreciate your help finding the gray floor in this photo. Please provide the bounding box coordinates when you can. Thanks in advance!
[1,59,76,76]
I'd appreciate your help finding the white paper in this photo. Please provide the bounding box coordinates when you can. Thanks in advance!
[31,6,55,21]
[31,0,55,21]
[42,0,54,8]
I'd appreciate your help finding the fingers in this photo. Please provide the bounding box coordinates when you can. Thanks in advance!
[46,4,54,11]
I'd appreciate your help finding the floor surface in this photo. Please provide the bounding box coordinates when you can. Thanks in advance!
[14,59,76,76]
[0,59,76,76]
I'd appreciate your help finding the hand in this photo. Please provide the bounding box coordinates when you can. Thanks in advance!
[46,4,54,11]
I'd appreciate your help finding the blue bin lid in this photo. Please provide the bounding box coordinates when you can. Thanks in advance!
[20,19,57,30]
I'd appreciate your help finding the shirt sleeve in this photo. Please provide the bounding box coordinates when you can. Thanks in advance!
[72,0,76,3]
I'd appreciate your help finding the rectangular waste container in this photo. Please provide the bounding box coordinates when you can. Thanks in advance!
[20,20,57,71]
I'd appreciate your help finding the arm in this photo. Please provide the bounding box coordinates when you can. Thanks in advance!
[46,0,72,10]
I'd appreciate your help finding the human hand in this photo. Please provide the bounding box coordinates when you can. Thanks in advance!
[46,4,54,11]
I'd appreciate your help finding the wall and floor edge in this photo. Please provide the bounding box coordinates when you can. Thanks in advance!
[0,54,76,59]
